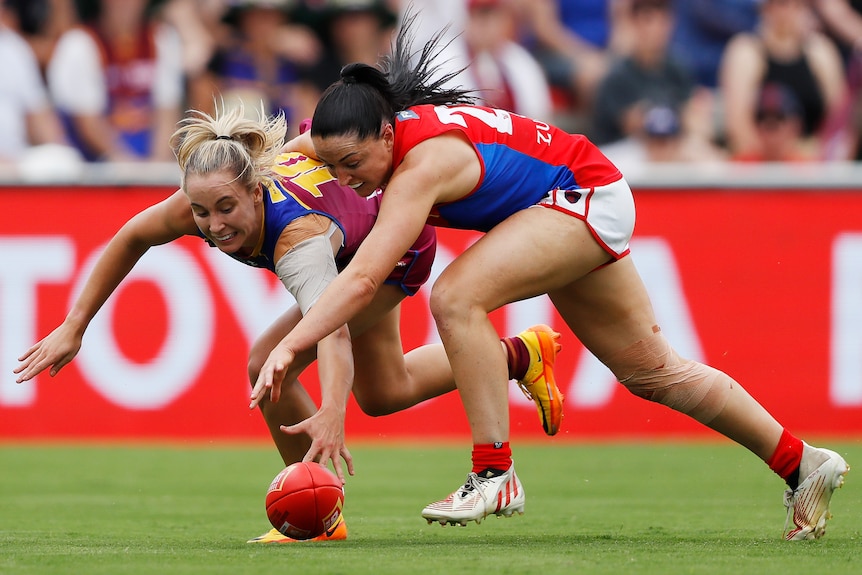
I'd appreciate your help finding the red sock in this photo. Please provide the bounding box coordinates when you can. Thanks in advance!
[472,442,512,474]
[502,336,529,380]
[767,429,804,487]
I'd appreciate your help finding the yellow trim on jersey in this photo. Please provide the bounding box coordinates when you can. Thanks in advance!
[249,185,266,258]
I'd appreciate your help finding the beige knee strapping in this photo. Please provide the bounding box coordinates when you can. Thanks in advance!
[601,327,734,424]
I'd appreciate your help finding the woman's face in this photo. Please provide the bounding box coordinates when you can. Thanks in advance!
[761,0,809,34]
[312,124,394,197]
[184,169,262,255]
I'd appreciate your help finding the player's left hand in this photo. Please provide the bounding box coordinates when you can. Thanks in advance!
[280,407,354,483]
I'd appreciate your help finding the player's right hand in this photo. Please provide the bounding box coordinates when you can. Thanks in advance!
[249,344,297,409]
[14,323,83,382]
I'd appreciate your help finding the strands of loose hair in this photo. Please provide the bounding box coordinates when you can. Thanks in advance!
[380,9,475,111]
[170,100,286,192]
[312,8,475,139]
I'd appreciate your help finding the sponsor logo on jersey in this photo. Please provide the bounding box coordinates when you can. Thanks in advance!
[396,110,419,122]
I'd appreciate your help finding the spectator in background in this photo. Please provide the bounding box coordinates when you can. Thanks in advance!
[591,0,720,159]
[394,0,465,48]
[291,0,397,133]
[518,0,633,123]
[813,0,862,61]
[203,0,320,136]
[153,0,227,113]
[602,103,727,173]
[18,0,79,73]
[812,0,862,159]
[429,0,552,121]
[600,104,682,171]
[718,0,847,160]
[637,105,692,162]
[466,0,552,119]
[732,82,815,161]
[46,0,184,162]
[0,0,72,164]
[669,0,760,90]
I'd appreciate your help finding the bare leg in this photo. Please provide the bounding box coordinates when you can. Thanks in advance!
[429,204,785,460]
[705,387,786,460]
[423,202,844,536]
[247,306,317,465]
[429,207,609,444]
[547,252,858,542]
[419,207,608,524]
[250,286,491,464]
[549,255,785,461]
[349,286,457,415]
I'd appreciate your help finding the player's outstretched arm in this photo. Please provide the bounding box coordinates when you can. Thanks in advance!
[14,190,196,382]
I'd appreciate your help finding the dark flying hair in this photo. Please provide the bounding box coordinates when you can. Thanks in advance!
[311,9,476,140]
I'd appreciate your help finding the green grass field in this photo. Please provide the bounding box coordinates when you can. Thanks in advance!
[0,441,858,575]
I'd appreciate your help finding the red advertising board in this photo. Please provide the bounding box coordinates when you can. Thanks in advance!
[1,184,861,441]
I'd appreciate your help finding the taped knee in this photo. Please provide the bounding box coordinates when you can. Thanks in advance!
[603,328,733,424]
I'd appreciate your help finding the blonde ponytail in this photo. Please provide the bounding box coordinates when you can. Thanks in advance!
[171,101,287,192]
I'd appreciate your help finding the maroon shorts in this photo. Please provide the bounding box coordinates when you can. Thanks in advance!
[384,224,437,295]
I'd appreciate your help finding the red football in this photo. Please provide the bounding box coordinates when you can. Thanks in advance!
[265,462,344,540]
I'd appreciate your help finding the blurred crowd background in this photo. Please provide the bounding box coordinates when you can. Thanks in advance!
[1,0,861,177]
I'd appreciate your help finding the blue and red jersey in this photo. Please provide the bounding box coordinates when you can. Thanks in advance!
[61,24,160,160]
[392,104,621,231]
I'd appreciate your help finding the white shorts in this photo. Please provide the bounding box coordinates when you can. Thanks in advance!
[537,177,635,259]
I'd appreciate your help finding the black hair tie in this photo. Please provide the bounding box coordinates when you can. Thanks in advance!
[216,135,232,140]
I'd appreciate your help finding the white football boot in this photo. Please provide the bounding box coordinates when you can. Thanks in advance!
[422,463,525,526]
[783,444,849,540]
